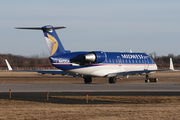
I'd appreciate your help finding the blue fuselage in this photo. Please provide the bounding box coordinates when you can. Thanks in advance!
[50,52,157,77]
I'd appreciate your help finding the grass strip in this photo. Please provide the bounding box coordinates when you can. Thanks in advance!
[50,96,180,104]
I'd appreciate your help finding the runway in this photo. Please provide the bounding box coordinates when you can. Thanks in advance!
[0,82,180,104]
[0,82,180,92]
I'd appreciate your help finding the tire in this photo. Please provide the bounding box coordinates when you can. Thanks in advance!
[145,79,150,83]
[109,77,113,84]
[109,77,117,84]
[112,77,117,84]
[84,77,92,84]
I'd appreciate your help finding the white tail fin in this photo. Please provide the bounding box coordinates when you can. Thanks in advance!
[170,58,174,70]
[5,59,13,71]
[16,25,66,56]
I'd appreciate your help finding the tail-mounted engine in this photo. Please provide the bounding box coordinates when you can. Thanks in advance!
[84,51,106,63]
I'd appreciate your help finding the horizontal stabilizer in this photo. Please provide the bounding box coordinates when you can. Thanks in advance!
[15,26,66,31]
[16,25,66,56]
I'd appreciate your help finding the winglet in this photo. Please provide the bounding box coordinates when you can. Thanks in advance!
[170,58,174,70]
[5,59,13,71]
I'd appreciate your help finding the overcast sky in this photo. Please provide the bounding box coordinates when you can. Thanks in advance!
[0,0,180,57]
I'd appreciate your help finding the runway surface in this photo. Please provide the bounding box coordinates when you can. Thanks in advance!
[0,82,180,92]
[1,82,180,104]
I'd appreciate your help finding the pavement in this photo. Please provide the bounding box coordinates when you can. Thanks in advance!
[1,82,180,104]
[0,82,180,92]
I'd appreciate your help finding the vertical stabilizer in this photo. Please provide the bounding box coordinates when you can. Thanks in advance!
[41,25,66,56]
[16,25,66,56]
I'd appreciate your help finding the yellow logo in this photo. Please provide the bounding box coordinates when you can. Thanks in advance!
[47,33,58,56]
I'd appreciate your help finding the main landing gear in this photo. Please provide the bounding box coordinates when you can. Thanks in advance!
[145,75,150,83]
[84,77,117,84]
[109,77,117,84]
[145,75,158,83]
[84,77,92,84]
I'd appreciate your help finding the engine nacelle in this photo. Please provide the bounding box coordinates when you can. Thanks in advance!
[84,51,106,63]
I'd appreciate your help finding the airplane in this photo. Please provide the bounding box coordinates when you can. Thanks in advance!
[5,25,175,84]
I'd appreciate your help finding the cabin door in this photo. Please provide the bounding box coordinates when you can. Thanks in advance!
[144,57,149,70]
[117,56,122,66]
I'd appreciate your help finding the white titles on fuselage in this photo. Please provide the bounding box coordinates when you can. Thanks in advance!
[59,59,69,63]
[121,54,144,59]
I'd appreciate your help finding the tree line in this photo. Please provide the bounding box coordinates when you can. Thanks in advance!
[0,53,180,70]
[0,54,54,70]
[149,52,180,69]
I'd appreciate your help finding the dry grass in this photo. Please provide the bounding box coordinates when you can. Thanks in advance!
[0,71,180,119]
[0,99,180,120]
[50,96,180,104]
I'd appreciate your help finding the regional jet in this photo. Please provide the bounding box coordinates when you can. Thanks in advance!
[5,25,175,84]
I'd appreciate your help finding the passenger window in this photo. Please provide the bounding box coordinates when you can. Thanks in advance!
[139,60,141,63]
[132,60,134,63]
[112,59,114,63]
[125,60,127,63]
[109,59,111,63]
[129,59,131,63]
[119,59,121,63]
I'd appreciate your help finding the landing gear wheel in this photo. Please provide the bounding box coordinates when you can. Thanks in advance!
[109,77,117,84]
[145,79,150,83]
[109,77,113,84]
[155,78,158,82]
[84,77,92,84]
[145,74,149,83]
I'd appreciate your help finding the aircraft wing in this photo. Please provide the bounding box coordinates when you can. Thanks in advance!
[106,58,176,77]
[106,69,174,77]
[5,59,71,76]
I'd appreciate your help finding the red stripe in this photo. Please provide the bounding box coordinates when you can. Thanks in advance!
[53,63,156,66]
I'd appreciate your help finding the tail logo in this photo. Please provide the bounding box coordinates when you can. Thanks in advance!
[47,33,58,56]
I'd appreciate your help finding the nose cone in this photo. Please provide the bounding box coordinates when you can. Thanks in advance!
[155,64,158,70]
